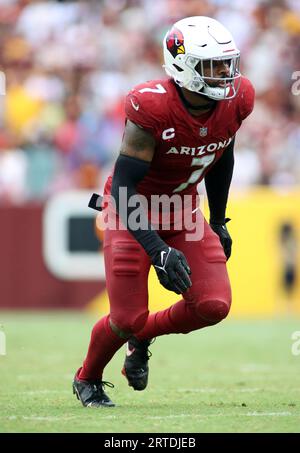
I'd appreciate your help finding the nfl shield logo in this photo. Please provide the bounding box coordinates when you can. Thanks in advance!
[200,127,208,137]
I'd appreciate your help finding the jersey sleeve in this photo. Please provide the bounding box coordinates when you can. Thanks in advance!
[124,85,165,141]
[238,77,255,121]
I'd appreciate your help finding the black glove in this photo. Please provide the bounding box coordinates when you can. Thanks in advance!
[210,218,232,260]
[152,247,192,294]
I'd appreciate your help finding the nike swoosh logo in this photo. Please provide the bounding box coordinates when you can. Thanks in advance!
[130,98,139,111]
[126,344,135,357]
[160,250,166,266]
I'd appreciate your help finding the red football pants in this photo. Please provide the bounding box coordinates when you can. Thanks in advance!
[79,210,231,380]
[104,212,232,338]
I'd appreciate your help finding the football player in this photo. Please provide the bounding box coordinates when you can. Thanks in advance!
[73,16,255,407]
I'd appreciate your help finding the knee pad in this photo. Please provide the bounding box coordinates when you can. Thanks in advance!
[110,310,149,338]
[196,299,231,325]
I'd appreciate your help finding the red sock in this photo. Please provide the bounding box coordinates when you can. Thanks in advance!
[136,299,210,340]
[78,315,126,381]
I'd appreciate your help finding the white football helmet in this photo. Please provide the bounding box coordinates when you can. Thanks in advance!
[163,16,241,100]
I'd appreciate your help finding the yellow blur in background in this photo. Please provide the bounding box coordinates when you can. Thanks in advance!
[89,188,300,317]
[226,188,300,316]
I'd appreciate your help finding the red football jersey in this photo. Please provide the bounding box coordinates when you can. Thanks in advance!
[104,77,254,199]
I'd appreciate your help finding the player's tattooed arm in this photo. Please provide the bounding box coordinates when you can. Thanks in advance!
[120,119,155,162]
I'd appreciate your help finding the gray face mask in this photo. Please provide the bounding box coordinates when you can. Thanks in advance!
[185,55,242,100]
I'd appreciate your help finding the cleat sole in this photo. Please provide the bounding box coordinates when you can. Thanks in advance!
[121,367,147,391]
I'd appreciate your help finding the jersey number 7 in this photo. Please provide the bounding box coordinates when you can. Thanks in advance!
[173,154,215,193]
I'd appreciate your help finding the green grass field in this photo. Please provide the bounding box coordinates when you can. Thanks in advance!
[0,312,299,433]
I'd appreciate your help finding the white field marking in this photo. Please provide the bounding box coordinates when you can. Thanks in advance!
[235,388,261,393]
[1,414,118,421]
[75,415,118,419]
[147,414,238,420]
[147,411,293,420]
[17,374,74,381]
[17,374,59,380]
[178,388,217,393]
[18,390,70,396]
[22,416,77,422]
[148,414,203,420]
[17,375,42,380]
[4,413,294,423]
[178,388,261,394]
[245,412,292,417]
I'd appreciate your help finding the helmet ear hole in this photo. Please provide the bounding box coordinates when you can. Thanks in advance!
[191,80,202,90]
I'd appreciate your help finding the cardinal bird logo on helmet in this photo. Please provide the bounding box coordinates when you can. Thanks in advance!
[166,27,185,58]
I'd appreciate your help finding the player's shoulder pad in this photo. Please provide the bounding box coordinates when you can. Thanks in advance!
[236,76,255,121]
[124,79,169,138]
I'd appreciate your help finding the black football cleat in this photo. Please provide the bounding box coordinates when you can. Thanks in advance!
[73,371,115,408]
[121,337,154,391]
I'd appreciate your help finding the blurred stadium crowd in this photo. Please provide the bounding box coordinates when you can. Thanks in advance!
[0,0,300,204]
